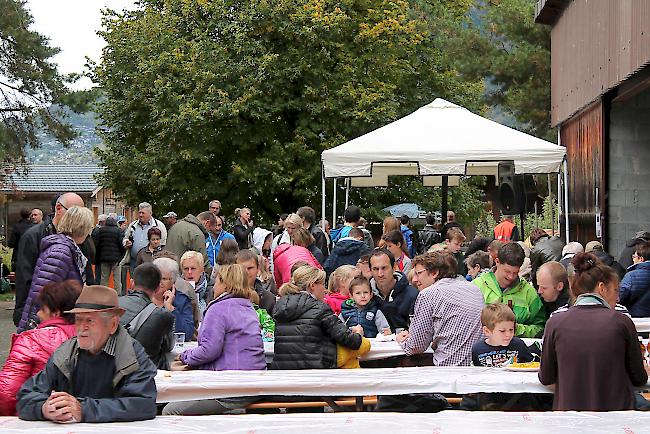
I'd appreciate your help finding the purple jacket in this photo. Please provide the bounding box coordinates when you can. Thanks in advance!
[180,294,265,371]
[17,234,83,333]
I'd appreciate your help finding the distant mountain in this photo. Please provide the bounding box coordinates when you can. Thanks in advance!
[27,108,101,165]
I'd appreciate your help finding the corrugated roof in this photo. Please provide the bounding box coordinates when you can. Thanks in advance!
[1,165,102,193]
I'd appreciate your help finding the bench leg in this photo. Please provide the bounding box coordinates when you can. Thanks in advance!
[321,397,344,412]
[355,396,364,412]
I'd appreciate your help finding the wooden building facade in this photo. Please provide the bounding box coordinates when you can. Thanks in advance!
[536,0,650,256]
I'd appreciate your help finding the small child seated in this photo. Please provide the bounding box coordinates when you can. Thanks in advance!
[338,277,390,338]
[462,303,537,411]
[472,303,533,367]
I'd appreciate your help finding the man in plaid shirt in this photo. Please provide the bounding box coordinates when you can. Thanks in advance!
[397,252,484,366]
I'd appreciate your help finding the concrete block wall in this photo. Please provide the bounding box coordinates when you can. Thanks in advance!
[608,88,650,257]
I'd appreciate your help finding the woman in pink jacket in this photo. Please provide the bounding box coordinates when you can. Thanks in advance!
[0,280,80,415]
[273,239,322,287]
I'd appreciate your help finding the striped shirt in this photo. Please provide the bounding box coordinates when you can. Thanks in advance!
[399,277,484,366]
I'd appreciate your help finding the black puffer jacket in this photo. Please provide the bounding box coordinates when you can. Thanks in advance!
[530,236,563,285]
[95,218,125,263]
[272,292,362,370]
[417,225,441,254]
[593,250,626,279]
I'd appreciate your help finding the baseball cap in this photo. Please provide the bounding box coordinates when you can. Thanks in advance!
[117,215,126,223]
[634,231,650,240]
[585,240,603,253]
[163,212,177,219]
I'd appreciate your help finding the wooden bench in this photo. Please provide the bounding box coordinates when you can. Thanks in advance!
[246,396,463,412]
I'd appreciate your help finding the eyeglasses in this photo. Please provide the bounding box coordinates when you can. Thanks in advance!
[56,200,68,211]
[633,253,641,259]
[413,268,429,278]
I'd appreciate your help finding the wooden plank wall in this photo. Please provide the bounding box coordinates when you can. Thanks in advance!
[561,101,606,244]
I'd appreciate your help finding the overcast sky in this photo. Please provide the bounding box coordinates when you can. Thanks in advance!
[26,0,136,90]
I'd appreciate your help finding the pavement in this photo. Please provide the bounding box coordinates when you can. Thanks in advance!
[0,301,14,365]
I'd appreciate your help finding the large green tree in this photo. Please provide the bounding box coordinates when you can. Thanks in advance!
[0,0,77,171]
[453,0,553,141]
[94,0,483,221]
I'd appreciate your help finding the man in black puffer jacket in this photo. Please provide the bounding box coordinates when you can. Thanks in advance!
[272,290,362,370]
[96,216,125,292]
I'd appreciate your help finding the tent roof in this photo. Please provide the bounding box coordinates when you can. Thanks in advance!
[321,99,566,179]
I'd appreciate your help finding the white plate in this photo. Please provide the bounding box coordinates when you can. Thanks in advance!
[503,366,539,372]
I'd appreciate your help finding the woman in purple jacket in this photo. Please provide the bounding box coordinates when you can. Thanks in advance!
[162,264,265,415]
[17,206,94,333]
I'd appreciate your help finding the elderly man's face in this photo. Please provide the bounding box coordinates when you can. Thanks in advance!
[138,208,152,224]
[182,259,204,283]
[75,312,118,355]
[210,202,221,215]
[30,209,43,224]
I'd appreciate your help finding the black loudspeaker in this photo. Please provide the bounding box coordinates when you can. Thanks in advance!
[498,162,538,214]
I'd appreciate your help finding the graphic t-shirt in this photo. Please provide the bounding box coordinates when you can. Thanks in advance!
[471,337,533,367]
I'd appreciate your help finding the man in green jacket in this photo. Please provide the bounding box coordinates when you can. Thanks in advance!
[473,242,546,337]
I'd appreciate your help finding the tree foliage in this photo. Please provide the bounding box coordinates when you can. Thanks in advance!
[94,0,484,221]
[0,0,77,171]
[453,0,553,141]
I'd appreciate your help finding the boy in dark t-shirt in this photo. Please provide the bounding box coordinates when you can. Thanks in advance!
[462,303,540,411]
[472,303,533,367]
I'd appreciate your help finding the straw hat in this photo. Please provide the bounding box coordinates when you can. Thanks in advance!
[65,285,126,315]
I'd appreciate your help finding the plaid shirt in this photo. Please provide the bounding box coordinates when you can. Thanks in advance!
[399,277,484,366]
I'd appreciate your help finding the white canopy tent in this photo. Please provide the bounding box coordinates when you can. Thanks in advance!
[320,98,569,240]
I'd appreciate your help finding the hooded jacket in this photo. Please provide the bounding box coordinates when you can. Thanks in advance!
[620,261,650,317]
[0,317,76,415]
[369,272,418,332]
[324,292,350,315]
[324,238,371,277]
[180,294,266,371]
[95,217,125,264]
[18,234,84,333]
[165,214,210,271]
[473,271,546,337]
[272,292,362,370]
[272,244,322,287]
[17,326,157,423]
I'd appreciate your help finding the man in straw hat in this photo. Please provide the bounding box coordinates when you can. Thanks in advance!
[16,285,157,423]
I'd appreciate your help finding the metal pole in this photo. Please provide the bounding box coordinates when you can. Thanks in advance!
[321,176,326,232]
[563,159,570,242]
[344,178,350,209]
[332,178,337,227]
[548,175,554,236]
[441,176,448,231]
[557,172,561,235]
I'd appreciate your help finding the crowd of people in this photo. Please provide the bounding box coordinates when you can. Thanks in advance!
[0,194,649,422]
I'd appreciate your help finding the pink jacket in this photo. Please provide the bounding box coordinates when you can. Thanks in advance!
[0,317,76,415]
[273,244,322,287]
[324,292,350,315]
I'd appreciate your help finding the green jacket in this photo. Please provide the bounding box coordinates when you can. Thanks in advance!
[255,304,275,341]
[473,271,546,338]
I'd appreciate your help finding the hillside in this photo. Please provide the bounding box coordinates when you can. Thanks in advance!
[27,108,101,165]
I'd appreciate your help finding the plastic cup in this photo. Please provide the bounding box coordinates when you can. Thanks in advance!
[174,332,185,350]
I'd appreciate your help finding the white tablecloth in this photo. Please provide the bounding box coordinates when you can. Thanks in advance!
[633,318,650,333]
[155,366,553,403]
[170,338,433,365]
[2,412,650,433]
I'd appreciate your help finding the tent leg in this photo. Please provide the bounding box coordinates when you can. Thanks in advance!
[548,176,554,236]
[333,178,337,227]
[563,160,570,242]
[322,176,326,232]
[345,178,350,209]
[441,176,448,232]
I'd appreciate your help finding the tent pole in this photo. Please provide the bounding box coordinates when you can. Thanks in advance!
[345,178,350,209]
[441,176,448,231]
[548,175,554,236]
[332,178,337,227]
[563,159,570,242]
[557,172,561,236]
[321,176,326,232]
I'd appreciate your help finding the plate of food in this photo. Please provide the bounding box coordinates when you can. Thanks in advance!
[504,361,540,372]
